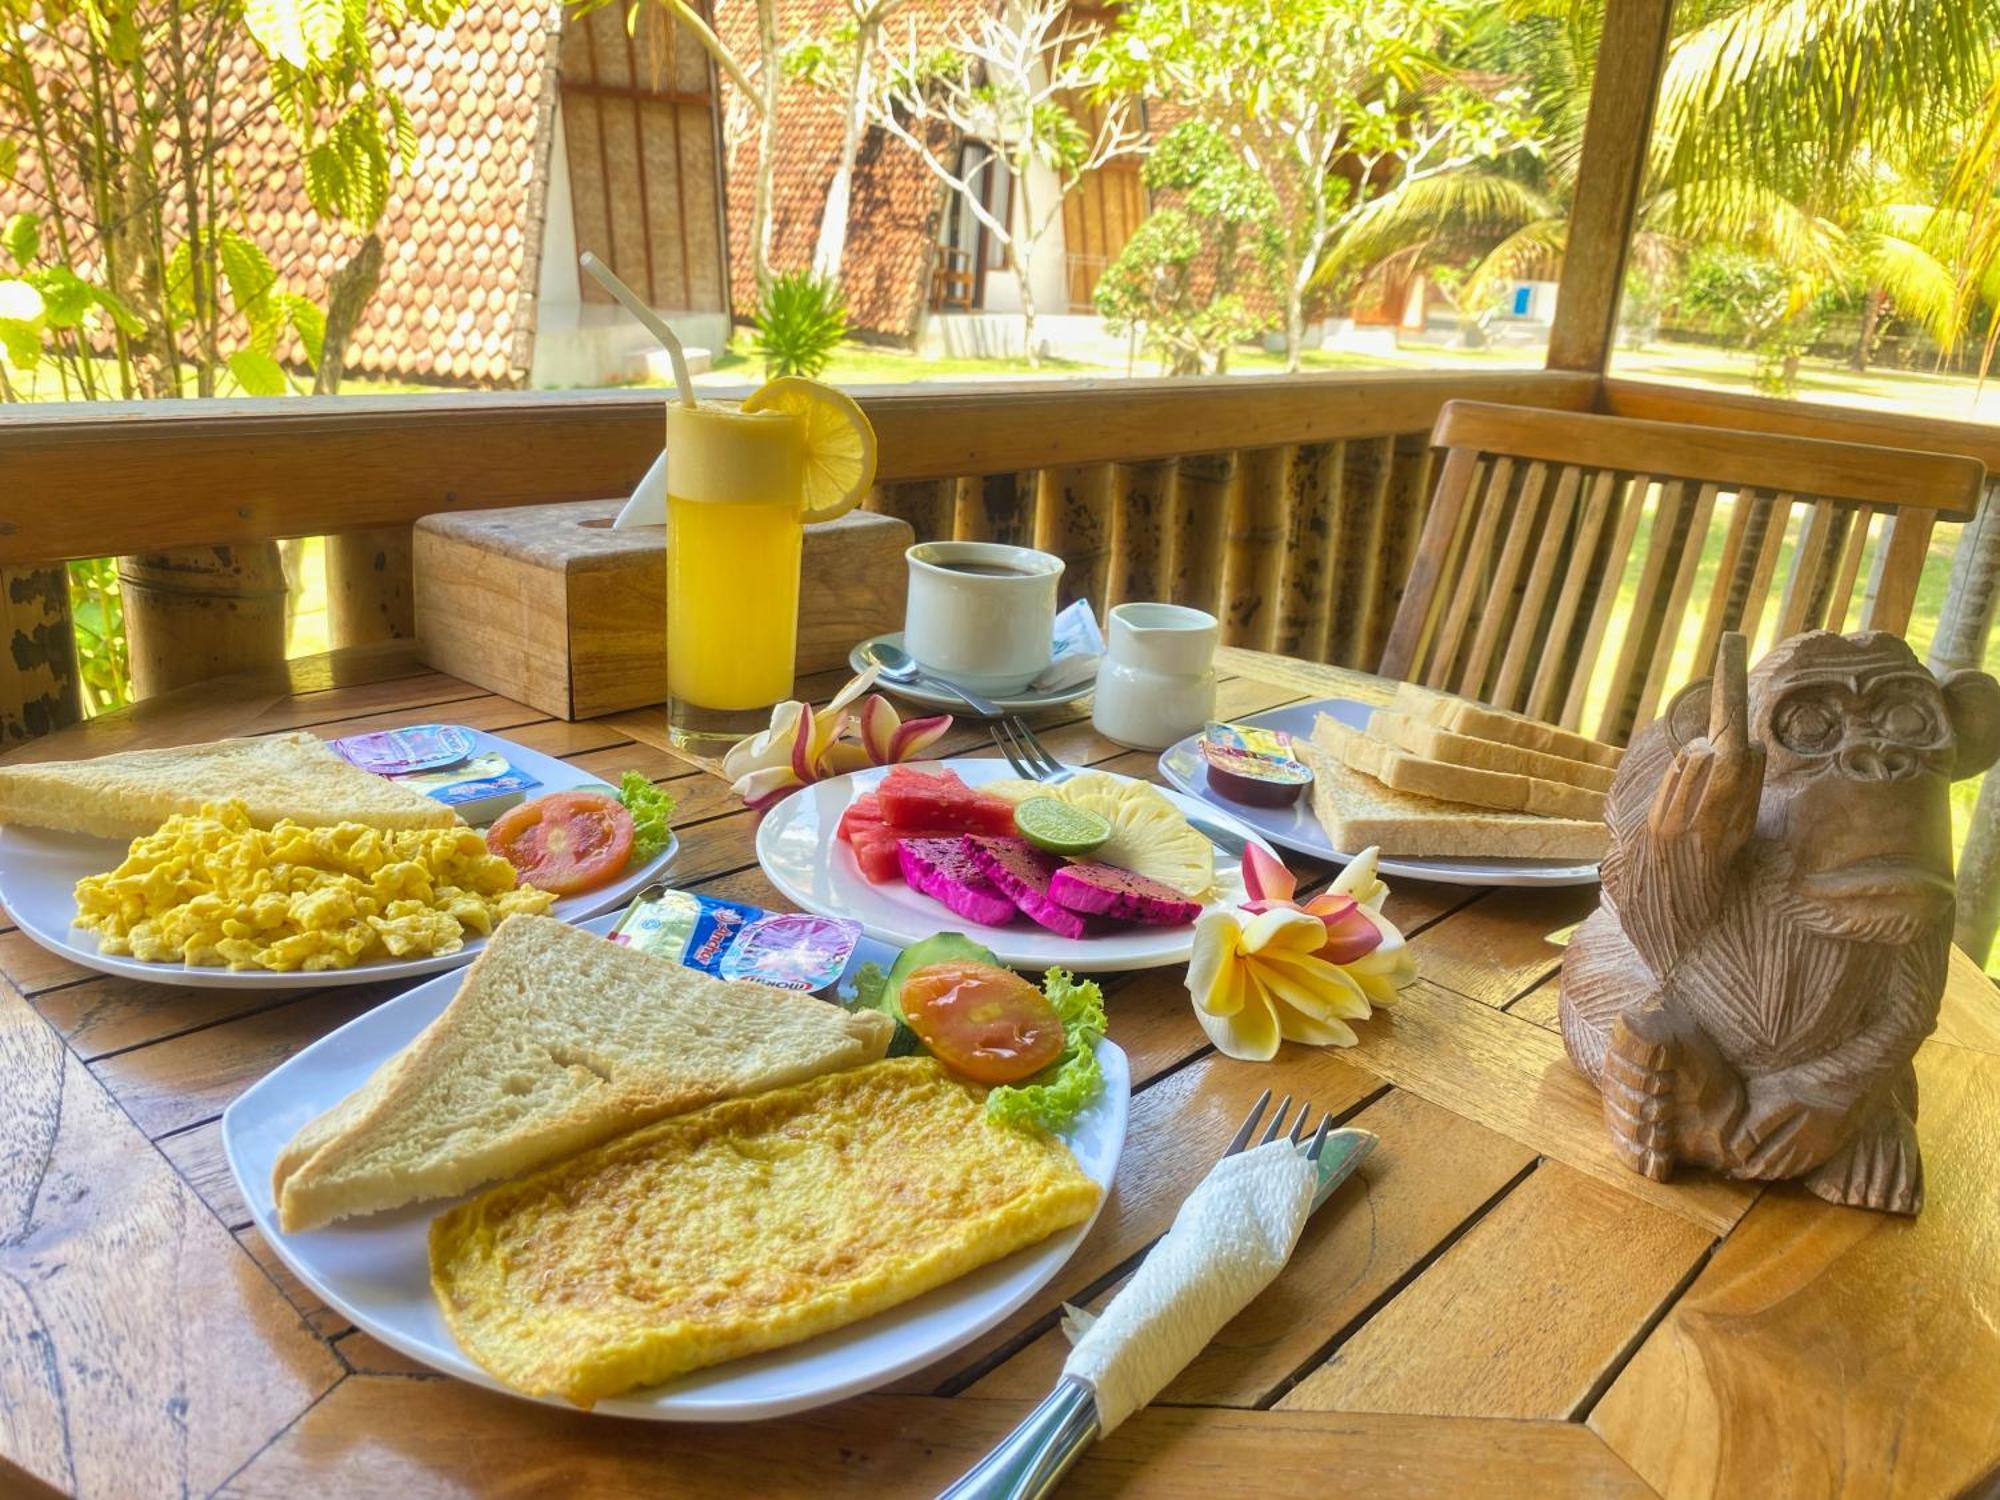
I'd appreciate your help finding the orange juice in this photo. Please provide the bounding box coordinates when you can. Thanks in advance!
[664,402,807,749]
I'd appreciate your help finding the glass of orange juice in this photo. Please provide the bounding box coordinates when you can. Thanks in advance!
[664,381,877,754]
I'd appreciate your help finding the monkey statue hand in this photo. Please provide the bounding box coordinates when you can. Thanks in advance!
[1600,1001,1747,1181]
[1648,633,1765,859]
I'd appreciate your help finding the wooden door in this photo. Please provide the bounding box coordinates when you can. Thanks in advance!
[560,1,729,313]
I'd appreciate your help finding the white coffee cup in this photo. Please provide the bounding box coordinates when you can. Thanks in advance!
[903,541,1064,695]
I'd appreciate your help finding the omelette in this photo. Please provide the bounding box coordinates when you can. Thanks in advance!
[428,1056,1101,1407]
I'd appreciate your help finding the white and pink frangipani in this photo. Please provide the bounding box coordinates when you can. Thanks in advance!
[723,667,953,810]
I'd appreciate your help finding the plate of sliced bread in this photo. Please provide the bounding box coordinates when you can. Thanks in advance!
[1160,686,1614,886]
[224,911,1127,1421]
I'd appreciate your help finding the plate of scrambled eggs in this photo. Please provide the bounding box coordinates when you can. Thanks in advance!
[222,915,1128,1421]
[0,730,679,990]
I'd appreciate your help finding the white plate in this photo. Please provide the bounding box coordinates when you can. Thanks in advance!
[849,632,1095,716]
[0,727,680,989]
[1157,701,1601,888]
[756,758,1266,971]
[222,911,1129,1422]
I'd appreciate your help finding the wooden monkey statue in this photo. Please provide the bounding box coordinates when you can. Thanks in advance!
[1561,629,2000,1214]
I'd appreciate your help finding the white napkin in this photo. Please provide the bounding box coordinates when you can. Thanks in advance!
[1060,1139,1316,1432]
[1031,599,1106,693]
[611,450,668,529]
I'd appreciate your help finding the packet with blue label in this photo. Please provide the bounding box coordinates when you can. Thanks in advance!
[610,885,885,997]
[329,724,542,825]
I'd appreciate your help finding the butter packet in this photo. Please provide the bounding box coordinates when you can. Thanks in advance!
[389,749,541,824]
[611,886,869,995]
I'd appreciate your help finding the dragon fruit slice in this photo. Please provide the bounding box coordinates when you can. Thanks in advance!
[1050,861,1203,926]
[967,835,1093,939]
[897,837,1019,928]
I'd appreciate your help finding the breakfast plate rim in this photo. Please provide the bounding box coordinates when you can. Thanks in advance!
[0,726,680,989]
[754,756,1274,971]
[222,911,1130,1423]
[1155,698,1602,888]
[848,632,1094,715]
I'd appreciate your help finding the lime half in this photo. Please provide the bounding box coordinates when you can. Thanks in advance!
[1015,796,1112,855]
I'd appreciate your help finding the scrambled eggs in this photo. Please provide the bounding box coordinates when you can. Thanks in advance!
[73,801,556,971]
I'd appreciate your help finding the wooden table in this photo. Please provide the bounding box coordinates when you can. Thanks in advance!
[3,644,1997,1499]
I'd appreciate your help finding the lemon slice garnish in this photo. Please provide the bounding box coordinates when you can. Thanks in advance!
[741,376,878,522]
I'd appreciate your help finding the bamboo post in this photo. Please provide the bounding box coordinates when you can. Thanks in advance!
[1035,463,1114,615]
[1172,453,1234,616]
[327,527,417,646]
[1107,459,1177,611]
[117,544,289,699]
[1361,433,1435,671]
[1327,435,1394,668]
[1936,482,2000,962]
[866,479,954,543]
[1220,446,1293,650]
[952,472,1038,547]
[0,564,83,747]
[1273,441,1341,661]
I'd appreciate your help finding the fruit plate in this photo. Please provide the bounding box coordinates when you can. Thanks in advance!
[1157,700,1601,888]
[755,758,1270,971]
[222,910,1130,1423]
[0,727,680,990]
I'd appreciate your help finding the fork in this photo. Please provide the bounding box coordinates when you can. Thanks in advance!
[935,1092,1376,1500]
[989,716,1251,858]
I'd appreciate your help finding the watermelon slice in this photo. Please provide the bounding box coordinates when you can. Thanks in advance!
[877,767,1016,837]
[1050,861,1202,925]
[839,792,970,884]
[897,837,1018,927]
[966,835,1093,938]
[837,791,883,843]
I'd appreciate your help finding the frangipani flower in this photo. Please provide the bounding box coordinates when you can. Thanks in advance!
[724,668,950,809]
[1187,845,1417,1061]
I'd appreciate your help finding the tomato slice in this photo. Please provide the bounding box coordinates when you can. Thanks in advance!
[899,961,1065,1086]
[485,791,635,896]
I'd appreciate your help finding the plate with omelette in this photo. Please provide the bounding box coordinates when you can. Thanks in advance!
[0,727,679,989]
[223,911,1127,1419]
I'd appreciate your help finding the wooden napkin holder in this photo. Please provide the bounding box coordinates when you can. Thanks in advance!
[414,500,912,720]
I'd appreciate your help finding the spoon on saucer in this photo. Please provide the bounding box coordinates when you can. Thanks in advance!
[859,639,1004,718]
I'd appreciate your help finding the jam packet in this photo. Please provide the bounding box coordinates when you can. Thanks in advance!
[611,886,865,995]
[330,724,541,824]
[1200,721,1315,807]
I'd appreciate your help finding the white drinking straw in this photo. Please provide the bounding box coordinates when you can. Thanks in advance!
[579,251,697,408]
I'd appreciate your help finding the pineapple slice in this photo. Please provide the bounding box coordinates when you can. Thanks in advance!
[988,772,1214,899]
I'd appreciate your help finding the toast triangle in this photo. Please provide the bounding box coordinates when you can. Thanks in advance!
[272,913,896,1231]
[0,731,458,840]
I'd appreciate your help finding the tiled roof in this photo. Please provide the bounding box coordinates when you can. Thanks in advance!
[1,0,558,387]
[713,0,990,339]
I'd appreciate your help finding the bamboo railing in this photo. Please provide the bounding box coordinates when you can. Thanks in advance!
[0,368,1593,740]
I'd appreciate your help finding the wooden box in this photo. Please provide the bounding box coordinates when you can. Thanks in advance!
[413,500,912,719]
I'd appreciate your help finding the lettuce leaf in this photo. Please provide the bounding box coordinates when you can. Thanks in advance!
[986,967,1108,1133]
[618,772,677,863]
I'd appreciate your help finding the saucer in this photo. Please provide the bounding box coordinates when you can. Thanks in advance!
[848,633,1095,716]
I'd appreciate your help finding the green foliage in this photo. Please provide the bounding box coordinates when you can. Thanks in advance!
[753,272,850,379]
[1676,245,1833,394]
[65,559,130,714]
[1095,122,1276,375]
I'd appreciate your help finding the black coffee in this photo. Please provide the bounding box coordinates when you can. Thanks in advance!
[936,561,1032,577]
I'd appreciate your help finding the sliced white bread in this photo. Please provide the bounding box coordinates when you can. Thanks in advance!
[1391,683,1623,770]
[272,913,895,1231]
[1366,709,1618,794]
[1304,720,1607,861]
[1330,717,1606,821]
[0,730,458,840]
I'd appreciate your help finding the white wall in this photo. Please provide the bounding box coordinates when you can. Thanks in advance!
[974,153,1070,319]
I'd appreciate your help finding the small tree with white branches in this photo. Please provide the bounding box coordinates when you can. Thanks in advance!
[866,0,1143,367]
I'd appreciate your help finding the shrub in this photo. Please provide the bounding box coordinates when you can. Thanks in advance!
[752,272,849,379]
